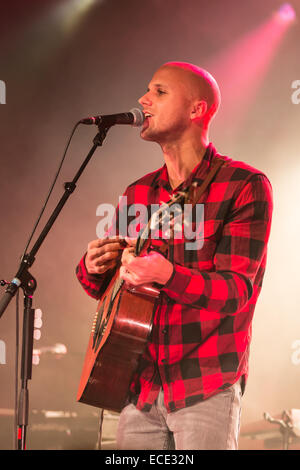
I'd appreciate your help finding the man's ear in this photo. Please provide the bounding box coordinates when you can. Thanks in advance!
[190,100,207,121]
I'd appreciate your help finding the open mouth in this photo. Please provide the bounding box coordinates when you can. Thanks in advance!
[142,112,153,129]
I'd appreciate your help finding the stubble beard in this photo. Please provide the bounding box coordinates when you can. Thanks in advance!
[140,119,186,146]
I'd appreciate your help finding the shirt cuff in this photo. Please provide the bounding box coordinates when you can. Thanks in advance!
[162,263,202,300]
[81,253,104,283]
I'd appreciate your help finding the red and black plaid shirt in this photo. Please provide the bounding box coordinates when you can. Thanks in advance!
[76,143,273,412]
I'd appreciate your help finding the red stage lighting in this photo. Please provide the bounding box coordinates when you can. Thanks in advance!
[207,3,296,136]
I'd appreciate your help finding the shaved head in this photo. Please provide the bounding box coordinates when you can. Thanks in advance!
[158,61,221,125]
[138,61,221,145]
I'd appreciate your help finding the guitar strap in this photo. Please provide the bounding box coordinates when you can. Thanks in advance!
[148,155,228,258]
[187,155,228,206]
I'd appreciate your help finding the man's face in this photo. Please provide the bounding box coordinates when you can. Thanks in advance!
[138,67,193,144]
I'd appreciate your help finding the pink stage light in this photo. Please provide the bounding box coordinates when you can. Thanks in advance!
[276,3,296,24]
[207,4,296,136]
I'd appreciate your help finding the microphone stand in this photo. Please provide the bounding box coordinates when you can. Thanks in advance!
[0,124,110,450]
[263,411,294,450]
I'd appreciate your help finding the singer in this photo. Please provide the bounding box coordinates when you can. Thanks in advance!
[76,62,273,450]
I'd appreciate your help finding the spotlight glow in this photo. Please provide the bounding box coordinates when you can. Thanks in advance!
[276,3,296,23]
[58,0,98,34]
[206,4,296,136]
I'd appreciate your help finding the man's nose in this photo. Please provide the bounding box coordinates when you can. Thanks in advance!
[138,92,152,107]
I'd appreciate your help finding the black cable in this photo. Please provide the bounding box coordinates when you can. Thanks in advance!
[13,121,82,448]
[21,121,81,260]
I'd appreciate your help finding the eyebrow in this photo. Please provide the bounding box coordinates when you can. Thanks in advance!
[147,83,169,91]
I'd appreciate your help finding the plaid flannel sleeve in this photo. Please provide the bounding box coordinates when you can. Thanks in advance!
[75,253,114,300]
[75,191,128,299]
[162,174,273,314]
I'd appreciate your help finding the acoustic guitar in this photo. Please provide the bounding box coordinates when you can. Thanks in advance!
[77,190,188,412]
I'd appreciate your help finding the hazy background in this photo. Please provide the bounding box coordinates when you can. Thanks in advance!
[0,0,300,450]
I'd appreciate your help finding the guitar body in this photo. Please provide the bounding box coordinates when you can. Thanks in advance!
[77,269,159,412]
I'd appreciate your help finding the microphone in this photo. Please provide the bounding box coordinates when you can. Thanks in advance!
[80,107,144,127]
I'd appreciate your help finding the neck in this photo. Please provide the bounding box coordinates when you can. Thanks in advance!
[161,132,209,189]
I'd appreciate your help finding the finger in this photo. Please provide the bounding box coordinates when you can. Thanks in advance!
[86,248,121,274]
[121,248,136,266]
[88,242,125,261]
[88,236,126,250]
[119,266,140,285]
[93,259,117,274]
[87,238,109,250]
[95,249,121,265]
[125,237,138,247]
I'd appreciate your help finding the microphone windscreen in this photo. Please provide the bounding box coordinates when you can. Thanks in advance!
[130,108,145,127]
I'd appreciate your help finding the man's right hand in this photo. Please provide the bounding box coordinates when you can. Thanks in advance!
[85,237,126,275]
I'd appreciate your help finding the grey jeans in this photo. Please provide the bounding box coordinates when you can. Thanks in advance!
[116,381,242,450]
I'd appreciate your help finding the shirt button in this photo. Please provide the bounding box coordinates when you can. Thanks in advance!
[162,328,167,334]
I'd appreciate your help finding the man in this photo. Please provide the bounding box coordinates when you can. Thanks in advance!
[76,62,273,450]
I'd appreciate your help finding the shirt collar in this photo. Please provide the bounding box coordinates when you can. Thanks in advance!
[154,142,216,191]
